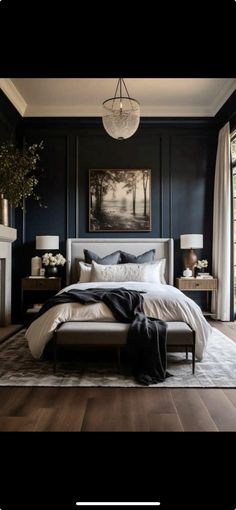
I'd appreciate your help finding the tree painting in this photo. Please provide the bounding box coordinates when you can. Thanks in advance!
[89,169,151,232]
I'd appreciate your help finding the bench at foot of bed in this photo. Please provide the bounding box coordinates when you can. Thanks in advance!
[53,321,195,375]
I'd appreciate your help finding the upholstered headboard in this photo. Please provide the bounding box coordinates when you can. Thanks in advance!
[66,238,174,286]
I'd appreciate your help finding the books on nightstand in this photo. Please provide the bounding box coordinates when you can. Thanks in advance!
[180,275,213,279]
[196,274,213,279]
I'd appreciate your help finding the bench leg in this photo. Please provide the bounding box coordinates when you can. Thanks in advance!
[117,347,121,373]
[186,347,188,360]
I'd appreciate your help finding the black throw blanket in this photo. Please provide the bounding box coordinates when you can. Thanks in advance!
[34,287,170,385]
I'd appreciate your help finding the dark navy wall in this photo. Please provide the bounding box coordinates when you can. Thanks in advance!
[10,118,216,317]
[0,91,222,319]
[77,128,161,239]
[1,90,236,321]
[0,90,21,143]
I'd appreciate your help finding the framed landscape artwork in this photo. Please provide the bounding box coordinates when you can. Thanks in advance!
[89,169,151,232]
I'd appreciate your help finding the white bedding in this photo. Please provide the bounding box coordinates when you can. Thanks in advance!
[25,281,212,361]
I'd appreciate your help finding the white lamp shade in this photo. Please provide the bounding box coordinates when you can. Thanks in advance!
[180,234,203,249]
[36,235,59,250]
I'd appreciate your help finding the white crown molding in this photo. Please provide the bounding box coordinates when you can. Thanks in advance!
[140,105,213,117]
[25,104,103,117]
[0,78,27,116]
[210,78,236,116]
[25,104,213,117]
[2,78,236,118]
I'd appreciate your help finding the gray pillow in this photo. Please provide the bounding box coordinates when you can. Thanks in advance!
[119,249,156,264]
[84,249,121,265]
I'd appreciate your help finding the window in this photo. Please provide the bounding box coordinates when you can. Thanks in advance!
[231,131,236,313]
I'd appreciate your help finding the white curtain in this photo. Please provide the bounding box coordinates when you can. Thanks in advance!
[212,122,231,320]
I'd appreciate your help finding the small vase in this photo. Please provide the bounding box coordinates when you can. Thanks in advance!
[45,265,58,277]
[183,267,192,277]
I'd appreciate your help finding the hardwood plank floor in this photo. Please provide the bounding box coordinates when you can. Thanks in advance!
[0,320,235,431]
[0,324,22,344]
[171,388,218,431]
[198,388,236,431]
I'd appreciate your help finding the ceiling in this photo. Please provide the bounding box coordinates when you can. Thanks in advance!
[0,78,236,117]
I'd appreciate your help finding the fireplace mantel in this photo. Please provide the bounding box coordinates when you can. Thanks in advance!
[0,225,17,325]
[0,225,17,243]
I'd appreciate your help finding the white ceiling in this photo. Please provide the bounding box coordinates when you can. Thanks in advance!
[1,78,236,117]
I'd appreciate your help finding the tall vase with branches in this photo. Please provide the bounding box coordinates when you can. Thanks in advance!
[0,140,45,225]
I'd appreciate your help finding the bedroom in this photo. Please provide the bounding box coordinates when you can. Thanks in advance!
[0,77,236,432]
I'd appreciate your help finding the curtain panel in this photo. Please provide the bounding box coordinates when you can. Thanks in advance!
[212,122,231,320]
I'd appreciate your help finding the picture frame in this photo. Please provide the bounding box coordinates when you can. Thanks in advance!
[89,169,151,232]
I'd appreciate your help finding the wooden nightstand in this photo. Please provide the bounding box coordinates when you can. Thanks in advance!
[21,277,62,320]
[175,277,218,317]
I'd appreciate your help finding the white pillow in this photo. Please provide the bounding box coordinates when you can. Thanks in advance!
[144,259,166,284]
[78,261,92,282]
[157,258,166,284]
[90,260,165,284]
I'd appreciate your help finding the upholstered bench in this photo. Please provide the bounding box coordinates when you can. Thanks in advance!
[53,321,196,374]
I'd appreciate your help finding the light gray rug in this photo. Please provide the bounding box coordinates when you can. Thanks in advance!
[0,327,236,387]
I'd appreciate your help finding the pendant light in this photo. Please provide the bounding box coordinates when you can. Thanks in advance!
[102,78,140,140]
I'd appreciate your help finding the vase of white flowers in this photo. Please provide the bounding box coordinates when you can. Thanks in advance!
[196,259,208,273]
[42,252,66,277]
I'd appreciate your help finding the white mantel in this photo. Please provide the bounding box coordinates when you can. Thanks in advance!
[0,225,17,325]
[0,224,17,243]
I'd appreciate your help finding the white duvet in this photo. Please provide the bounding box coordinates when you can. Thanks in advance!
[25,281,212,361]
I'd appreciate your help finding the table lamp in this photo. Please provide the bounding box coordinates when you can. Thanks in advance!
[180,234,203,273]
[33,235,59,276]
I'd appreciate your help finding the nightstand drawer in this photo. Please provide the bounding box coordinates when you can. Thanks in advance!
[178,279,217,291]
[22,278,61,291]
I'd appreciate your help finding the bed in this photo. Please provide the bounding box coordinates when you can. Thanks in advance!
[25,238,212,367]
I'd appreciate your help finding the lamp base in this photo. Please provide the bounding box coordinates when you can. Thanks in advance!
[183,249,198,272]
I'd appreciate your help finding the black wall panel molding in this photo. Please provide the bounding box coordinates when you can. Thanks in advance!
[2,88,236,320]
[0,97,220,318]
[16,122,217,274]
[0,91,225,316]
[0,90,21,143]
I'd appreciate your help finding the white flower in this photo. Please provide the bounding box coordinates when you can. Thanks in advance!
[42,252,66,267]
[196,259,208,269]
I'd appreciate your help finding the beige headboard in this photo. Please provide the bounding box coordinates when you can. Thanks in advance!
[66,238,174,286]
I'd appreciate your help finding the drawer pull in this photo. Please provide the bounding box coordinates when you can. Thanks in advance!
[195,283,199,287]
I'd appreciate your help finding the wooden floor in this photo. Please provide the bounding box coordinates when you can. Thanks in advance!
[0,320,236,431]
[0,324,22,344]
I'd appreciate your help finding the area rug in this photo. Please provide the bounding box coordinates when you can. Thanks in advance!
[1,327,236,387]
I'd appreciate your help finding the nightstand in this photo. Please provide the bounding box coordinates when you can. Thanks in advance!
[175,277,218,317]
[21,277,62,320]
